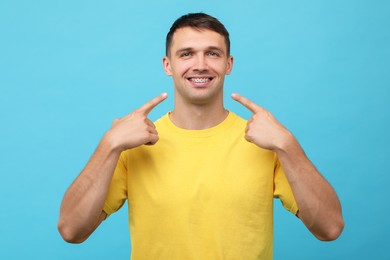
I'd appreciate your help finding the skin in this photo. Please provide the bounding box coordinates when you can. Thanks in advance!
[57,93,168,243]
[162,27,233,129]
[58,26,344,243]
[231,93,344,240]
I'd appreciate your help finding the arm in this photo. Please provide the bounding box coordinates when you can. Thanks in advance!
[57,137,120,243]
[57,93,168,243]
[232,93,344,241]
[275,134,344,240]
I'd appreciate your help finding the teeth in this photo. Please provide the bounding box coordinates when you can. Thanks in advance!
[190,78,210,83]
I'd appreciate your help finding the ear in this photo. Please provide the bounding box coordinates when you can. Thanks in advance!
[162,56,173,76]
[225,55,234,75]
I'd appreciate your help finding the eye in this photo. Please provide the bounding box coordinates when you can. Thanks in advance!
[207,51,220,57]
[180,52,192,58]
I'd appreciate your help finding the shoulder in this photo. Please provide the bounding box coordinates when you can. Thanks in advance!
[154,113,170,129]
[228,111,248,130]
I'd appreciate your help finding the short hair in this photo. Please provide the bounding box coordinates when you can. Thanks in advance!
[165,13,230,56]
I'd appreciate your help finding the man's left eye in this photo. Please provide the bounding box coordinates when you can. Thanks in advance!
[208,51,219,56]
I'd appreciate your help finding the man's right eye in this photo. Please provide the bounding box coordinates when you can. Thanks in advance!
[181,52,191,58]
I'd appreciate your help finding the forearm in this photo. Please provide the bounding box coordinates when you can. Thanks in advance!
[57,93,167,243]
[276,134,344,241]
[58,134,121,243]
[231,94,344,240]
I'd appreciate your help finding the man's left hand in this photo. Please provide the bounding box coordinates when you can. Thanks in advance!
[231,93,293,152]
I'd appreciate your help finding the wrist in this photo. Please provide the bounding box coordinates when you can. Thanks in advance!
[274,130,298,155]
[101,130,125,155]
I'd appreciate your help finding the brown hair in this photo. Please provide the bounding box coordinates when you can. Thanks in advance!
[166,13,230,56]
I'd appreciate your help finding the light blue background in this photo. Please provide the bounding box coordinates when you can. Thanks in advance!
[1,0,389,259]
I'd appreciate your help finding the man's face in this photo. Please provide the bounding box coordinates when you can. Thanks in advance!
[163,27,233,105]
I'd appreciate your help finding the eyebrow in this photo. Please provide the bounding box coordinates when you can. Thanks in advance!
[175,46,225,56]
[175,47,193,56]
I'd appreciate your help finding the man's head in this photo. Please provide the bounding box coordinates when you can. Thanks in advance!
[166,13,230,57]
[162,13,233,106]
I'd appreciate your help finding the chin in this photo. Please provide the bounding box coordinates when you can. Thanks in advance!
[188,92,222,105]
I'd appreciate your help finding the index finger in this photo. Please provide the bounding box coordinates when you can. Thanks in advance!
[136,92,168,115]
[231,93,262,113]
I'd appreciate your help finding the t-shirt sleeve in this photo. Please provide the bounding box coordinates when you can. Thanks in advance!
[103,152,128,217]
[273,155,299,215]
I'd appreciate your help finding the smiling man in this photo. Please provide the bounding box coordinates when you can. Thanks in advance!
[58,13,344,259]
[163,26,232,111]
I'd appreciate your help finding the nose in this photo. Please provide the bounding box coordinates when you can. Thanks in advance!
[193,54,208,72]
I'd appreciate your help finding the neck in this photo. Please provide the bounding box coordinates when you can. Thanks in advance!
[170,99,228,130]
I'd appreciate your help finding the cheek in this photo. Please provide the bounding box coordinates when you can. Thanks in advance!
[172,61,192,76]
[209,60,230,74]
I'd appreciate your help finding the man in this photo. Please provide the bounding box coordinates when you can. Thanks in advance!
[58,13,343,259]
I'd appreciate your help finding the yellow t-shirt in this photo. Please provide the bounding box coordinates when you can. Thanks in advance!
[103,112,298,260]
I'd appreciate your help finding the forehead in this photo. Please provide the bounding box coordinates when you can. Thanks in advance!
[170,27,227,53]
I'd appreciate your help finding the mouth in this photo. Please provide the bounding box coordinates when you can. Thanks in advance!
[187,76,214,87]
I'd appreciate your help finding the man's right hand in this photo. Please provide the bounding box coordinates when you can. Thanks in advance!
[106,93,168,151]
[58,92,168,243]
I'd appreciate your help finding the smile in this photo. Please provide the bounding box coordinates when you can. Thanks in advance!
[190,78,211,83]
[187,76,215,85]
